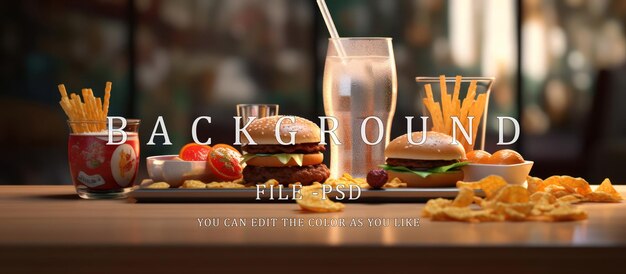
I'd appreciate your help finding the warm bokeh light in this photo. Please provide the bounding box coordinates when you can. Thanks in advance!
[2,0,626,184]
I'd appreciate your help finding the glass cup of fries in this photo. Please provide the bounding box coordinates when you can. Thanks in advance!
[415,76,494,152]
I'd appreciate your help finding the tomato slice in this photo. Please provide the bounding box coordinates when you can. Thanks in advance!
[212,144,242,161]
[212,144,240,154]
[179,143,212,161]
[207,146,243,180]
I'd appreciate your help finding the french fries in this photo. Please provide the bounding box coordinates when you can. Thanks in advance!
[422,76,488,152]
[57,82,112,133]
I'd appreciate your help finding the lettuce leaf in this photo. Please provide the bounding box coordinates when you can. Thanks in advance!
[241,153,305,166]
[379,161,469,178]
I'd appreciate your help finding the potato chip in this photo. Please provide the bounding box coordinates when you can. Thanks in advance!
[525,192,556,215]
[297,183,345,213]
[558,176,592,195]
[384,177,407,188]
[557,194,583,204]
[471,210,504,222]
[432,207,476,222]
[544,184,571,198]
[324,173,369,189]
[433,207,504,222]
[525,215,554,222]
[492,202,534,221]
[526,176,543,194]
[548,204,588,221]
[473,196,486,208]
[180,180,206,189]
[584,191,621,203]
[206,181,246,189]
[489,185,529,204]
[529,191,557,204]
[287,182,303,188]
[502,206,528,221]
[456,175,507,198]
[530,204,556,216]
[451,187,474,207]
[593,178,622,201]
[146,182,170,189]
[539,176,591,197]
[542,176,561,188]
[541,176,570,196]
[422,198,452,217]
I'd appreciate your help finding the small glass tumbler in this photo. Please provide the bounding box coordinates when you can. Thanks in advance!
[236,104,279,125]
[67,119,141,199]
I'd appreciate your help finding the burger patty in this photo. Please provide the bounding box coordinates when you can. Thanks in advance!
[385,158,459,170]
[242,143,325,154]
[243,164,330,185]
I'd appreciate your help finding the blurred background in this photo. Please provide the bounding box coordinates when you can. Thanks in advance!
[1,0,626,185]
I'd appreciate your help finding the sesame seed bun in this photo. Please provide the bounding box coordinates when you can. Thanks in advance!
[241,115,321,145]
[385,131,466,160]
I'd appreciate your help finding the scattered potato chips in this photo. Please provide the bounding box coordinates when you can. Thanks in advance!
[297,182,345,213]
[542,176,592,196]
[427,175,623,222]
[585,178,623,202]
[528,175,592,198]
[528,176,622,203]
[527,176,622,203]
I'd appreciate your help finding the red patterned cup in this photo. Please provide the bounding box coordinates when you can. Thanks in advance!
[67,119,140,199]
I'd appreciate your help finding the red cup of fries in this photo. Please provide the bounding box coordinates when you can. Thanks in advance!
[59,82,141,199]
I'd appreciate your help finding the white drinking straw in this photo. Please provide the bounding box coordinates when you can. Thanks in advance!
[316,0,347,62]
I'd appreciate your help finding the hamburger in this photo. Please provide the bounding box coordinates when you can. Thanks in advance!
[240,116,330,186]
[381,131,467,187]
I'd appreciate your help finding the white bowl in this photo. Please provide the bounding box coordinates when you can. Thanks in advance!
[146,155,211,187]
[461,161,534,185]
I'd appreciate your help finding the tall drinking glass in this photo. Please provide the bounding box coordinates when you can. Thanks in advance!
[322,38,397,178]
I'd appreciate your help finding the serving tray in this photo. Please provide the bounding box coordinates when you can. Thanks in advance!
[129,179,484,203]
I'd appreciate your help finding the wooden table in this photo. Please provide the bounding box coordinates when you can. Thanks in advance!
[1,185,626,273]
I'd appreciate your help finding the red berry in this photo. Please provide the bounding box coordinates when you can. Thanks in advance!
[367,169,388,189]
